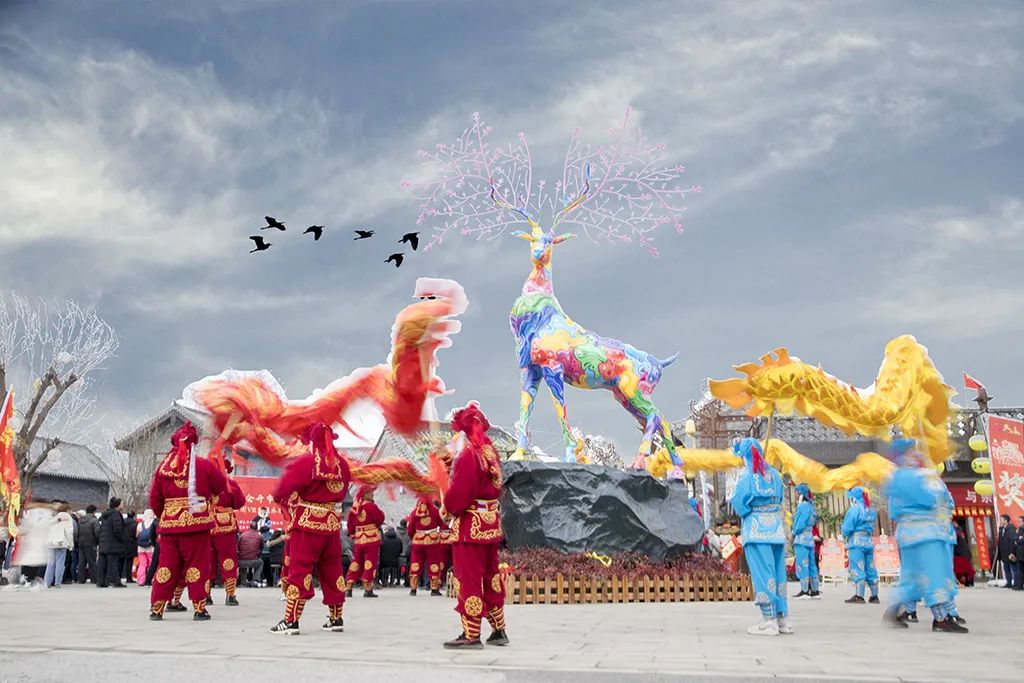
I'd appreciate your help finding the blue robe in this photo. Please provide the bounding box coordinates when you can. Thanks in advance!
[842,491,878,597]
[731,464,787,619]
[886,468,958,620]
[792,498,818,593]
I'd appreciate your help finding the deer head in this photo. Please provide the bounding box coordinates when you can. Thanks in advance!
[494,163,587,268]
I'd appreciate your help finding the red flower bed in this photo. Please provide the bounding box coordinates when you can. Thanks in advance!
[499,547,735,580]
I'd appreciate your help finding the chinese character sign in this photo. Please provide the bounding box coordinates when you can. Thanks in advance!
[234,476,287,532]
[819,537,846,579]
[873,534,900,575]
[972,516,991,570]
[987,416,1024,520]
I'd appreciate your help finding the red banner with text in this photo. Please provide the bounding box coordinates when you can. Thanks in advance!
[987,416,1024,521]
[233,476,286,532]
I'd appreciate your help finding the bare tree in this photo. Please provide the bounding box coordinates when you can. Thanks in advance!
[88,425,161,512]
[0,292,119,495]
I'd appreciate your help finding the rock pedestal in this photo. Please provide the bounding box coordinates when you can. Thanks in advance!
[500,461,702,561]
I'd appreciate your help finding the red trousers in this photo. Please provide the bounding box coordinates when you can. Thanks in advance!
[150,531,212,610]
[210,532,239,594]
[282,529,345,624]
[346,541,380,590]
[408,543,446,590]
[452,542,505,639]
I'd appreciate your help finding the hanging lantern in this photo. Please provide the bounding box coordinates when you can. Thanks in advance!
[974,479,994,497]
[968,434,987,452]
[971,457,992,475]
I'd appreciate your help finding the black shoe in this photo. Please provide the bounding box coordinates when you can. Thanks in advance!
[193,610,211,621]
[953,615,967,625]
[430,589,443,596]
[148,612,163,621]
[363,589,378,598]
[110,582,126,588]
[409,588,417,596]
[270,619,300,635]
[884,607,908,628]
[933,616,968,633]
[845,595,865,604]
[322,617,344,632]
[345,588,353,598]
[906,612,919,623]
[486,629,510,646]
[868,596,880,604]
[444,632,484,649]
[225,595,239,606]
[166,603,188,612]
[793,590,808,599]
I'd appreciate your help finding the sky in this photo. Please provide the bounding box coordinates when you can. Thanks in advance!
[1,0,1022,459]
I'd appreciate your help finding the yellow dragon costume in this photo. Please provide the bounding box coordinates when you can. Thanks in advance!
[647,335,954,492]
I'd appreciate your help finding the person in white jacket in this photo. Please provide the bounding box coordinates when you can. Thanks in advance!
[45,502,75,587]
[11,502,56,588]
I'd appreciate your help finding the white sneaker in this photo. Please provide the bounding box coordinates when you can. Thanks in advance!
[29,580,47,592]
[747,619,780,636]
[777,617,794,634]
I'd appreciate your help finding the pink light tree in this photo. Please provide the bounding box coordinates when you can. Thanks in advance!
[404,108,701,257]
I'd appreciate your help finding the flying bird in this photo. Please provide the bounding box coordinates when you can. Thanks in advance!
[354,230,374,240]
[262,216,286,231]
[303,225,324,241]
[249,235,272,253]
[385,253,404,268]
[399,232,419,251]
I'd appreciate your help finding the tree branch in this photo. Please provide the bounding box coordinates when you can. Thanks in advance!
[24,436,60,481]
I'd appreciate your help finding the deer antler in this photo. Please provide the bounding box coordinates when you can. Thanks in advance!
[489,180,540,232]
[551,162,591,231]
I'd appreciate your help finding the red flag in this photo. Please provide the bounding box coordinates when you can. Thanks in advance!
[963,372,985,392]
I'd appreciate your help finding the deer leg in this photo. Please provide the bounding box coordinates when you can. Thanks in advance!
[541,366,582,463]
[633,412,661,470]
[511,365,543,461]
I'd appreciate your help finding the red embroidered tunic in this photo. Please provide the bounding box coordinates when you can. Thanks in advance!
[407,498,444,546]
[347,500,385,545]
[443,443,503,545]
[211,479,246,535]
[149,457,228,535]
[273,447,350,535]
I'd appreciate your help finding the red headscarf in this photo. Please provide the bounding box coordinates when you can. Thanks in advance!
[451,402,491,448]
[304,421,344,481]
[159,421,199,476]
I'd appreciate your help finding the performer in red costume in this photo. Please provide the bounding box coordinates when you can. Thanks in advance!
[346,485,385,597]
[209,453,246,606]
[270,422,349,635]
[149,422,228,621]
[442,403,509,649]
[406,495,445,596]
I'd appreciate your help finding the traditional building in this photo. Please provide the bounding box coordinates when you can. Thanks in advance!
[30,440,110,510]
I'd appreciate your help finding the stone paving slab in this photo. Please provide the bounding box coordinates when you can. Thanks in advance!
[0,581,1021,681]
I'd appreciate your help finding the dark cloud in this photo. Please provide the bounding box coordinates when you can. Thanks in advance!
[1,0,1022,456]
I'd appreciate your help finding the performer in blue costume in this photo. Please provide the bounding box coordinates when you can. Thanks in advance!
[842,486,879,604]
[883,439,968,633]
[791,484,819,600]
[729,438,791,636]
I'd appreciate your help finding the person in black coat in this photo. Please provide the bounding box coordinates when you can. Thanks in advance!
[121,511,138,582]
[77,505,101,584]
[97,497,125,588]
[378,527,403,587]
[1014,516,1024,591]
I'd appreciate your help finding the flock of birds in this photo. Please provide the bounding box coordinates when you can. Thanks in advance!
[249,216,419,268]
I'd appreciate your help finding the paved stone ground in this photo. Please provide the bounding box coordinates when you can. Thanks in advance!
[0,580,1021,682]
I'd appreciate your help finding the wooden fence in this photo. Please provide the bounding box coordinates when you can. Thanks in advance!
[449,573,752,604]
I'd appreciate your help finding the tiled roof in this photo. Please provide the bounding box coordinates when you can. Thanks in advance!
[33,440,110,482]
[114,403,211,451]
[370,422,517,469]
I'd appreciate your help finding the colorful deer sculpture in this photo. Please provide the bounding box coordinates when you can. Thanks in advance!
[406,110,699,468]
[495,186,682,465]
